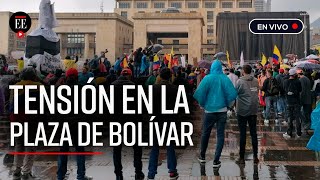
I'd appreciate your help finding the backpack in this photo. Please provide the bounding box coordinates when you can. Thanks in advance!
[268,78,279,95]
[287,80,299,96]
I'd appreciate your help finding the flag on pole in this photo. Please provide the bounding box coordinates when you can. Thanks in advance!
[168,46,174,68]
[153,54,160,70]
[226,51,231,68]
[121,55,129,68]
[261,53,268,66]
[240,51,244,67]
[272,45,282,65]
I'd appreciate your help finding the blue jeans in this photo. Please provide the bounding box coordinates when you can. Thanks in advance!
[200,112,227,162]
[277,96,286,114]
[57,145,85,180]
[265,96,278,120]
[148,144,177,178]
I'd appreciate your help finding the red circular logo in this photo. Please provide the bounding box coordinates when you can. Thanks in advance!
[292,23,299,30]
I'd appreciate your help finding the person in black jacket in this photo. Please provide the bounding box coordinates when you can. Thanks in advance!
[147,68,179,180]
[111,68,144,180]
[261,70,279,124]
[283,69,302,139]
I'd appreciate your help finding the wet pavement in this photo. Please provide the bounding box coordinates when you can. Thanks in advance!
[1,109,320,180]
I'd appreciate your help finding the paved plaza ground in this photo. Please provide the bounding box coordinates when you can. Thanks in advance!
[0,108,320,180]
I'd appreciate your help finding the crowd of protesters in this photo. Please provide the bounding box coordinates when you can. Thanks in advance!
[1,50,320,180]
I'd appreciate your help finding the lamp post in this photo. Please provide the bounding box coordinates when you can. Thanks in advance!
[300,12,309,58]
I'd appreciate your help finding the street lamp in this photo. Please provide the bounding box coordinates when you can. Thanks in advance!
[300,11,309,58]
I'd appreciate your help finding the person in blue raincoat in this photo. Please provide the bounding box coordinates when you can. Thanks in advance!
[194,60,237,168]
[307,102,320,151]
[140,50,149,76]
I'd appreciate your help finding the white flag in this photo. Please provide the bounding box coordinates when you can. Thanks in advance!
[181,55,186,68]
[240,51,244,67]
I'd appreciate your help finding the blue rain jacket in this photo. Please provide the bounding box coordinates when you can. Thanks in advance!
[193,60,237,112]
[307,103,320,151]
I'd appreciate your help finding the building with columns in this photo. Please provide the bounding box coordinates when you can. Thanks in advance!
[27,13,133,62]
[115,0,256,56]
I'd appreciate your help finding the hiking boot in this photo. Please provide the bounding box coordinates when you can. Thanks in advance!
[135,172,145,180]
[235,158,245,165]
[198,156,206,163]
[283,132,291,139]
[116,175,123,180]
[21,173,35,180]
[13,168,21,180]
[213,160,221,168]
[169,172,179,180]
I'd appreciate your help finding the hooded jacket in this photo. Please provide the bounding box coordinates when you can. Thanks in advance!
[194,60,237,112]
[236,75,259,117]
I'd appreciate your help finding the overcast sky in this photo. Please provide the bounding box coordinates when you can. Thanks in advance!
[0,0,319,22]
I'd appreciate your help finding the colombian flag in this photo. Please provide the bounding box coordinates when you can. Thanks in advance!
[272,45,282,65]
[153,54,160,70]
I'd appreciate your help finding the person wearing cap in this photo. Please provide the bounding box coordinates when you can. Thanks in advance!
[297,68,312,131]
[283,69,302,139]
[148,68,179,180]
[276,68,286,120]
[111,68,145,180]
[57,68,92,180]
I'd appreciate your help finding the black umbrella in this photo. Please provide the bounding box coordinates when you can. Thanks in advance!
[296,63,320,70]
[213,52,227,59]
[152,44,164,53]
[198,60,212,69]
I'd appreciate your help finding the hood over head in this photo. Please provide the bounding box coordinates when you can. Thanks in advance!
[210,60,223,75]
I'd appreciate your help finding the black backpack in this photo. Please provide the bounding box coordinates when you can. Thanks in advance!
[287,80,299,96]
[268,78,280,95]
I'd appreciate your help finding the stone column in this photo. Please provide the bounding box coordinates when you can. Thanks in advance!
[188,19,203,65]
[133,22,147,50]
[84,33,90,60]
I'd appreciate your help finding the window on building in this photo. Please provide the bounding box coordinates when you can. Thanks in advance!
[207,39,214,44]
[222,2,233,8]
[207,11,214,23]
[204,2,216,8]
[188,2,199,8]
[207,25,214,36]
[16,41,26,49]
[119,2,131,8]
[173,40,179,45]
[170,2,182,8]
[136,2,148,8]
[67,34,85,44]
[157,39,162,44]
[67,48,83,56]
[121,11,128,18]
[154,2,165,8]
[239,1,252,8]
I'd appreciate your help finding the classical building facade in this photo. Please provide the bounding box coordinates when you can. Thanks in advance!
[28,13,133,62]
[133,12,204,63]
[114,0,256,55]
[0,12,133,62]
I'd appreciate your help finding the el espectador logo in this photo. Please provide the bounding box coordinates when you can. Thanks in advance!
[9,11,32,37]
